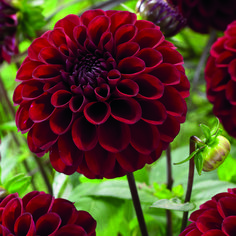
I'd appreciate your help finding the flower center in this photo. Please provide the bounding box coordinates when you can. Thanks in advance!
[72,54,108,87]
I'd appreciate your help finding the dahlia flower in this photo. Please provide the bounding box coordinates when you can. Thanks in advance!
[0,0,18,63]
[136,0,186,37]
[13,10,190,179]
[167,0,236,33]
[0,191,96,235]
[180,188,236,235]
[205,21,236,138]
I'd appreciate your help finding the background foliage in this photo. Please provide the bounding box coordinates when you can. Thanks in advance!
[1,0,236,235]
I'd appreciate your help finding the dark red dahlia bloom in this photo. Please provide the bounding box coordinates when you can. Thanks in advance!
[0,0,18,63]
[13,10,190,179]
[167,0,236,33]
[136,0,186,37]
[180,188,236,235]
[0,191,96,235]
[205,21,236,138]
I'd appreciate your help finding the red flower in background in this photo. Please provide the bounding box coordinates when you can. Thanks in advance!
[0,0,18,63]
[0,191,96,235]
[205,21,236,138]
[13,10,190,179]
[180,188,236,235]
[167,0,236,33]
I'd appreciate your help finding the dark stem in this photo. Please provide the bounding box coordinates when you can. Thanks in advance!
[127,172,148,236]
[192,29,217,89]
[180,136,196,232]
[166,145,173,236]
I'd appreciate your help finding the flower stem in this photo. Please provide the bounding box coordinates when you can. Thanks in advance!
[180,136,196,232]
[166,144,173,236]
[127,172,148,236]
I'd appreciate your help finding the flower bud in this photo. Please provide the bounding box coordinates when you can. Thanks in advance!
[136,0,186,37]
[202,135,230,172]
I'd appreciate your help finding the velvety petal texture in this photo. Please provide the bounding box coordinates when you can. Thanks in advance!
[13,9,190,179]
[205,21,236,138]
[0,0,18,63]
[167,0,236,33]
[180,188,236,236]
[0,191,96,236]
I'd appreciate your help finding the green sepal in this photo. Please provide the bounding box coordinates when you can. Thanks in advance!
[210,118,220,136]
[194,152,204,175]
[200,124,211,142]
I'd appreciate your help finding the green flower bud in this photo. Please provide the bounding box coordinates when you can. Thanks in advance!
[202,135,231,172]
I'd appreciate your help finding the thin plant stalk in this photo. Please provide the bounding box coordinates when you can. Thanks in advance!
[180,136,196,232]
[166,144,173,236]
[127,172,148,236]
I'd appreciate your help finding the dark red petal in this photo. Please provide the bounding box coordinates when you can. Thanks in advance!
[51,198,76,226]
[118,57,145,76]
[110,98,141,124]
[39,47,66,65]
[139,100,167,125]
[114,24,137,46]
[0,225,12,235]
[27,129,46,157]
[210,37,226,57]
[116,42,140,62]
[217,197,236,218]
[215,51,235,67]
[226,80,236,105]
[135,20,156,31]
[222,216,236,236]
[28,38,52,61]
[107,69,121,86]
[159,87,186,117]
[49,143,78,175]
[134,74,164,100]
[76,158,98,179]
[36,213,61,235]
[2,198,23,233]
[94,83,110,101]
[98,31,113,52]
[16,103,33,133]
[229,59,236,81]
[55,14,80,40]
[29,93,54,122]
[72,117,97,151]
[202,230,225,236]
[88,15,110,46]
[84,102,111,125]
[110,11,137,34]
[73,25,87,49]
[135,28,164,49]
[150,63,181,85]
[115,145,148,172]
[69,94,87,113]
[50,108,73,135]
[98,117,130,152]
[0,193,18,208]
[56,225,87,236]
[158,115,180,142]
[196,209,222,232]
[115,79,139,97]
[85,144,116,176]
[16,60,43,81]
[224,37,236,53]
[157,47,183,65]
[22,81,44,100]
[22,191,41,209]
[57,132,83,166]
[14,213,36,236]
[32,65,63,82]
[51,90,72,108]
[130,120,160,154]
[48,28,67,48]
[73,210,97,235]
[31,121,58,150]
[81,9,105,27]
[137,48,163,71]
[13,83,24,104]
[25,193,54,222]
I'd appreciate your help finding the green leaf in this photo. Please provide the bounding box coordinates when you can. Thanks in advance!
[200,123,211,141]
[150,198,195,211]
[211,118,220,136]
[194,152,204,175]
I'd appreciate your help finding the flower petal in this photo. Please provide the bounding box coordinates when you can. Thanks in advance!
[114,24,137,46]
[222,216,236,236]
[22,81,44,100]
[116,42,140,62]
[115,79,139,97]
[56,225,87,236]
[14,213,36,236]
[16,103,33,133]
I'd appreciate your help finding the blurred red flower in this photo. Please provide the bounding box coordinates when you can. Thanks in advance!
[0,191,96,235]
[0,0,18,63]
[180,188,236,235]
[167,0,236,33]
[205,21,236,138]
[13,10,190,178]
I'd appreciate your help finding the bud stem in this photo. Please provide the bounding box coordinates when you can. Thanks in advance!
[127,172,148,236]
[180,136,196,232]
